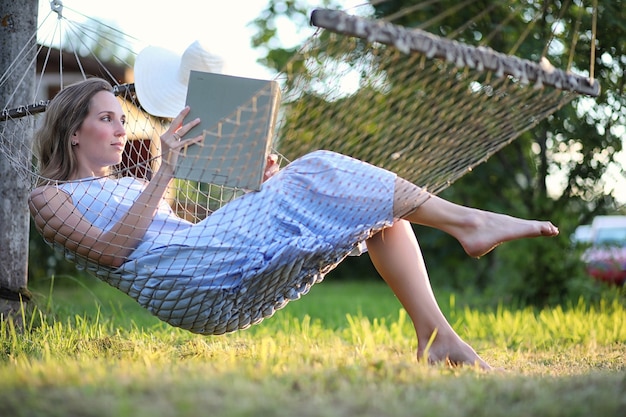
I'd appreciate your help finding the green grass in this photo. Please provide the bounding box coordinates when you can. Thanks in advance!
[1,276,624,417]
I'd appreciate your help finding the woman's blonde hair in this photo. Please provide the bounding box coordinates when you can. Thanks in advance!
[35,78,114,183]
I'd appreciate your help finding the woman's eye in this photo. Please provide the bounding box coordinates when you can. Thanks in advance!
[102,115,111,122]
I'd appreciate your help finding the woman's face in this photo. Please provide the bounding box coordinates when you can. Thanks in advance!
[72,90,127,178]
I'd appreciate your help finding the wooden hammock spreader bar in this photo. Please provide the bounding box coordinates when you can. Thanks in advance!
[310,9,600,97]
[1,101,50,121]
[1,83,135,121]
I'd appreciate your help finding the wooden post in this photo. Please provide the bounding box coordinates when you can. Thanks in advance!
[0,0,38,328]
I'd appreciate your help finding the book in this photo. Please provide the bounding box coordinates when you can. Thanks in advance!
[175,70,281,190]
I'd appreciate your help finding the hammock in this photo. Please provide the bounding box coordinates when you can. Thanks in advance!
[0,2,599,334]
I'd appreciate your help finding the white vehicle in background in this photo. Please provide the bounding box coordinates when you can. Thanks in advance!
[580,216,626,285]
[572,224,593,245]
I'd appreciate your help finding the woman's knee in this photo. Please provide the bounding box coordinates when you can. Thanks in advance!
[393,178,431,218]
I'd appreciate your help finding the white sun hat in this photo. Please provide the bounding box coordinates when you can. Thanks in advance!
[134,40,224,118]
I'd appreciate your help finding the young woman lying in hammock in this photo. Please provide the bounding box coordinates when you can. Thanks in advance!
[29,77,558,370]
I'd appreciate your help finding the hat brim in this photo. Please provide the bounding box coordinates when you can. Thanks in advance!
[134,46,186,118]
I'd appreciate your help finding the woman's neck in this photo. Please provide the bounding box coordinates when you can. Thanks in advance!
[71,167,111,180]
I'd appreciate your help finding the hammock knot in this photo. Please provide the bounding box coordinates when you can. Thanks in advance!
[50,0,63,19]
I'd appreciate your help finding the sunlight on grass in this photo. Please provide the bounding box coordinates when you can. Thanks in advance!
[0,279,624,417]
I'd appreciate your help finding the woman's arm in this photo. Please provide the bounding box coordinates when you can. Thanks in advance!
[29,107,202,268]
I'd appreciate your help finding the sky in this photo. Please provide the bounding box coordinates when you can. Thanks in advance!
[37,0,365,79]
[37,0,280,79]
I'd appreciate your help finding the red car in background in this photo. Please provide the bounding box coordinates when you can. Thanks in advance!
[580,216,626,285]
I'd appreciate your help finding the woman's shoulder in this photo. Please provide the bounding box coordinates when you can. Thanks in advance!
[29,178,90,199]
[30,183,67,200]
[29,175,145,209]
[28,183,73,217]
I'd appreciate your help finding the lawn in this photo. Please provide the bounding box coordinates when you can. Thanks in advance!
[0,275,624,417]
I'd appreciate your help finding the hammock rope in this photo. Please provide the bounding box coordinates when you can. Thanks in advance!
[0,2,600,334]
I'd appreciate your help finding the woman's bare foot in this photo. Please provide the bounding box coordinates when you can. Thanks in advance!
[402,194,559,258]
[454,210,559,258]
[417,333,492,370]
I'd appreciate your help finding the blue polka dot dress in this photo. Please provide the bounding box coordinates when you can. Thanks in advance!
[58,150,397,334]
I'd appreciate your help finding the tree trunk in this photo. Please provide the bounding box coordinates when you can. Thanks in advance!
[0,0,38,328]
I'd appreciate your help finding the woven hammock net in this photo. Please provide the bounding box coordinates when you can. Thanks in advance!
[0,2,599,334]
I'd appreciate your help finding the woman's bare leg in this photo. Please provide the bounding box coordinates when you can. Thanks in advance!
[365,178,559,368]
[393,178,558,258]
[366,220,491,369]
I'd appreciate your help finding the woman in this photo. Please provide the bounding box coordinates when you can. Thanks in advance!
[29,78,558,370]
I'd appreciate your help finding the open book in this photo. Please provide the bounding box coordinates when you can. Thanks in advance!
[176,70,281,190]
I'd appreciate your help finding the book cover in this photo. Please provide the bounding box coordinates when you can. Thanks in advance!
[175,71,281,190]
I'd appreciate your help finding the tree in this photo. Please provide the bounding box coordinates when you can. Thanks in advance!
[251,0,626,305]
[0,0,38,326]
[431,0,626,304]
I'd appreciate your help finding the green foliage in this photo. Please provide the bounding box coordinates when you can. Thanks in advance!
[249,0,626,306]
[28,220,90,284]
[251,0,336,72]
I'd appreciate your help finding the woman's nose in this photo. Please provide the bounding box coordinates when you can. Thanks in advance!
[115,121,127,136]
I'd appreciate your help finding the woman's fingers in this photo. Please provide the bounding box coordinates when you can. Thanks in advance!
[263,154,280,181]
[172,120,200,141]
[173,133,204,149]
[169,106,200,140]
[158,106,202,165]
[172,106,191,124]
